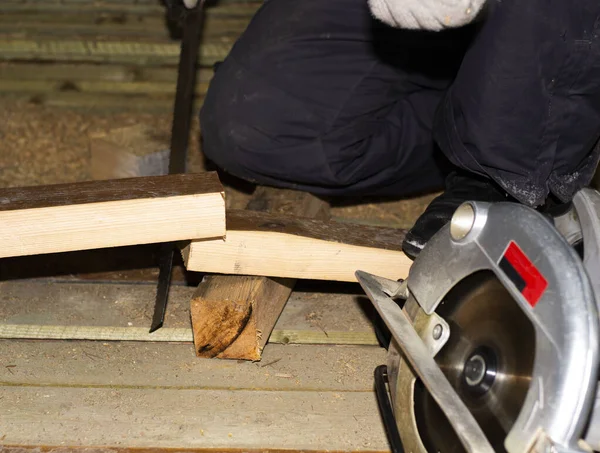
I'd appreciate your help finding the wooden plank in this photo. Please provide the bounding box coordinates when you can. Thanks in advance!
[0,172,225,258]
[0,279,378,344]
[0,39,231,66]
[0,79,211,96]
[270,329,378,345]
[1,90,204,113]
[189,188,330,361]
[0,341,385,391]
[182,210,411,283]
[0,14,248,40]
[0,172,222,211]
[0,2,261,17]
[0,387,388,451]
[0,63,213,112]
[0,279,376,333]
[0,62,215,84]
[0,323,379,345]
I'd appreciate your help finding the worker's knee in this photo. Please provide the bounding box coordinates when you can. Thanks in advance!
[200,63,258,180]
[200,61,325,185]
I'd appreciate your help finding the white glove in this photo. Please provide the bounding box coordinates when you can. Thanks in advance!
[368,0,486,31]
[183,0,199,8]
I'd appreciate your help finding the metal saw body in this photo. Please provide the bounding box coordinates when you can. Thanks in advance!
[357,188,600,453]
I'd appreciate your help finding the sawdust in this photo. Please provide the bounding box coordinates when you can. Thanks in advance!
[0,99,205,187]
[305,311,329,337]
[330,193,439,229]
[0,99,259,210]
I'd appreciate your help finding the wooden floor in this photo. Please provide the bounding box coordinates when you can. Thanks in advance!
[0,276,389,451]
[0,0,252,112]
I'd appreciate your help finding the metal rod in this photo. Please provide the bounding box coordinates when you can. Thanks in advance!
[150,1,206,333]
[168,3,205,174]
[149,244,175,333]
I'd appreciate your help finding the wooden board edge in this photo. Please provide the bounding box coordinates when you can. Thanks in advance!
[0,324,380,346]
[183,230,412,283]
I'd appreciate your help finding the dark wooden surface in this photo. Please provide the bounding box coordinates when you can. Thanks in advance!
[0,244,196,284]
[0,171,223,211]
[226,209,407,251]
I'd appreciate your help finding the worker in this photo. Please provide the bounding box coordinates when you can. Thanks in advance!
[199,0,600,259]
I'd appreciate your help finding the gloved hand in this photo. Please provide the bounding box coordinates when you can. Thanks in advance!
[402,170,512,260]
[164,0,201,11]
[368,0,486,31]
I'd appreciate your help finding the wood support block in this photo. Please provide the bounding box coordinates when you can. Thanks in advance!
[183,210,411,282]
[90,124,170,180]
[189,187,329,361]
[190,275,294,360]
[0,172,225,258]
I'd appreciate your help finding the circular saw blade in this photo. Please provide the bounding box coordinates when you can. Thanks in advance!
[392,272,536,452]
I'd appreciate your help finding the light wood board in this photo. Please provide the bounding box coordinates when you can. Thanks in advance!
[0,172,225,258]
[183,210,411,283]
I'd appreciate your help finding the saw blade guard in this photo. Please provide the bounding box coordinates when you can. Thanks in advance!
[359,194,600,452]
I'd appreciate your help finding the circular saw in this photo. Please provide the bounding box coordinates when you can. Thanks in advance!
[357,187,600,453]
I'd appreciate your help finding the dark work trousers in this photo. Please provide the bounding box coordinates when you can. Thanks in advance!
[200,0,600,205]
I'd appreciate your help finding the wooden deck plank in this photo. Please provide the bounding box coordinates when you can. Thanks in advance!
[0,79,211,97]
[1,386,389,451]
[0,62,215,84]
[0,39,231,66]
[0,280,374,332]
[0,279,379,346]
[0,341,385,392]
[0,324,379,346]
[0,2,262,17]
[0,91,204,113]
[0,15,248,41]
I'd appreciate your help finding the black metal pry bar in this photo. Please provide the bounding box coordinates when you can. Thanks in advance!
[150,0,207,333]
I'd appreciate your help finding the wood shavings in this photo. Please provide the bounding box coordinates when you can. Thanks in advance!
[0,99,204,188]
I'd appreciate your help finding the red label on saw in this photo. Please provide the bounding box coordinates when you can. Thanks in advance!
[498,241,548,308]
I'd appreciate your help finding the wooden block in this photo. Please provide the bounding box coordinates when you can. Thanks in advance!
[190,274,294,360]
[89,124,169,180]
[182,209,411,282]
[0,172,225,258]
[188,187,329,361]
